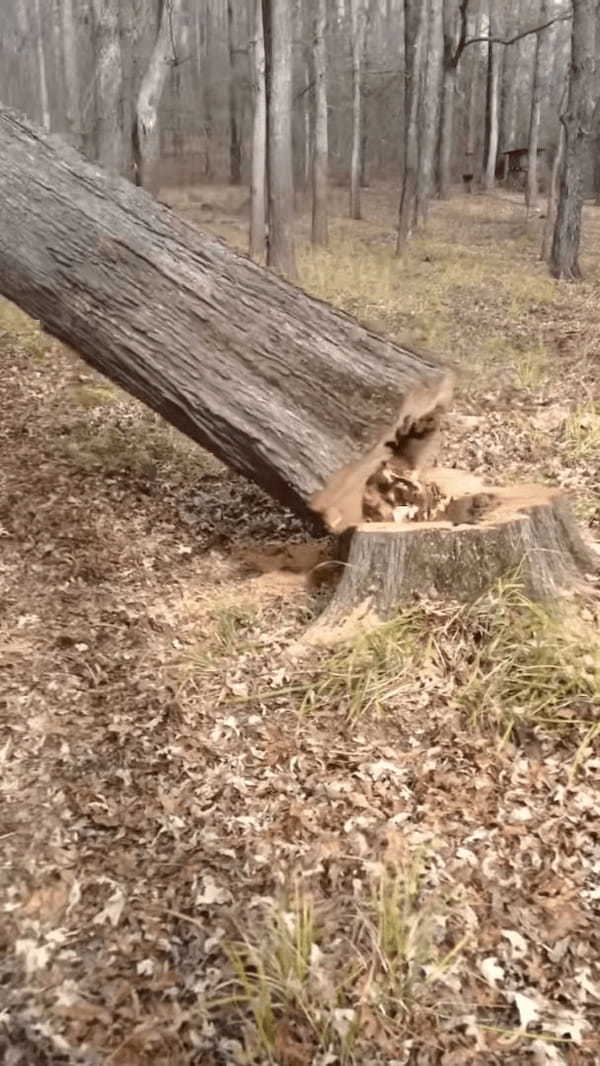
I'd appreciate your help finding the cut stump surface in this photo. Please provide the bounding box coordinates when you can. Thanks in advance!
[315,480,598,636]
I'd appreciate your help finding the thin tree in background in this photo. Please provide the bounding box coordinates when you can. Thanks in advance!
[527,0,554,214]
[91,0,125,175]
[551,0,597,279]
[416,0,444,223]
[227,0,242,184]
[61,0,81,148]
[264,0,297,279]
[311,0,329,246]
[349,0,367,219]
[439,0,470,200]
[483,2,502,192]
[542,92,567,261]
[396,0,425,252]
[33,0,50,130]
[134,0,184,195]
[250,0,267,260]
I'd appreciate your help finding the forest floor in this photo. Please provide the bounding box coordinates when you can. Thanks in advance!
[1,185,600,1066]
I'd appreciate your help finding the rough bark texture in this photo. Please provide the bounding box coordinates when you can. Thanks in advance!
[527,1,554,213]
[542,120,566,261]
[134,0,184,195]
[551,0,597,280]
[416,0,444,224]
[349,0,367,220]
[61,0,82,149]
[91,0,125,175]
[0,108,452,532]
[264,0,297,279]
[316,483,598,633]
[250,0,267,261]
[396,0,425,252]
[227,0,242,185]
[311,0,329,246]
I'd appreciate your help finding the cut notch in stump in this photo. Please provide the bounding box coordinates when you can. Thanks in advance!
[310,479,599,640]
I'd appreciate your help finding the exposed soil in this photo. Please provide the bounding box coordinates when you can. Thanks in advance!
[1,188,599,1065]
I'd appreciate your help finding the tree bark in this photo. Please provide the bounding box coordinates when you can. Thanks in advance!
[416,0,444,224]
[438,64,457,199]
[250,0,268,261]
[133,0,184,196]
[227,0,242,184]
[264,0,297,279]
[349,0,367,219]
[91,0,125,175]
[33,0,51,131]
[483,4,502,192]
[527,1,555,214]
[542,119,566,261]
[61,0,82,150]
[311,0,329,246]
[396,0,426,252]
[551,0,597,279]
[0,109,452,531]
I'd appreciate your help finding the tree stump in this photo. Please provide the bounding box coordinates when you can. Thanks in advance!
[311,475,599,638]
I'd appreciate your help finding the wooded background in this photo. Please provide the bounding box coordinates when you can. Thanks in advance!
[1,0,592,193]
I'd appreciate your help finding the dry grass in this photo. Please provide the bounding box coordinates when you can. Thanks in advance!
[1,183,599,1065]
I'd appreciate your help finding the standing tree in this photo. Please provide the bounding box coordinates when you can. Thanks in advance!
[91,0,125,175]
[527,0,555,213]
[311,0,329,245]
[227,0,242,184]
[263,0,297,279]
[133,0,184,195]
[250,0,268,261]
[551,0,597,279]
[349,0,367,219]
[416,0,444,224]
[396,0,426,252]
[483,1,502,192]
[61,0,82,149]
[439,0,470,200]
[33,0,50,130]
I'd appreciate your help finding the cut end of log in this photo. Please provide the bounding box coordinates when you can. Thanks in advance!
[310,374,454,532]
[308,475,599,641]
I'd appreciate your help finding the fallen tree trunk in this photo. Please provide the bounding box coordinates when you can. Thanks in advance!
[0,108,452,531]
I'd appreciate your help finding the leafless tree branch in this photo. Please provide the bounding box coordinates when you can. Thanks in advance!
[462,8,572,52]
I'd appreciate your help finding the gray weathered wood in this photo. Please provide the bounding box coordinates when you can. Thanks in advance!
[0,108,452,530]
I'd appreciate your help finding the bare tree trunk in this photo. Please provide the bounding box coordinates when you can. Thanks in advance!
[551,0,597,280]
[227,0,242,184]
[250,0,268,261]
[350,0,367,219]
[61,0,82,149]
[91,0,125,175]
[416,0,443,224]
[396,0,425,252]
[134,0,184,196]
[465,0,483,181]
[33,0,50,130]
[264,0,297,279]
[542,119,566,261]
[483,5,501,192]
[438,64,457,200]
[312,0,329,246]
[0,108,452,533]
[527,1,554,214]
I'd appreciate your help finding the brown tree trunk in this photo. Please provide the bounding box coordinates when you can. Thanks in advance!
[349,0,367,219]
[227,0,242,185]
[527,0,554,214]
[396,0,425,252]
[551,0,597,280]
[416,0,444,224]
[0,108,452,533]
[264,0,297,279]
[438,64,457,200]
[250,0,268,261]
[542,120,566,262]
[134,0,184,196]
[311,0,329,246]
[91,0,125,175]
